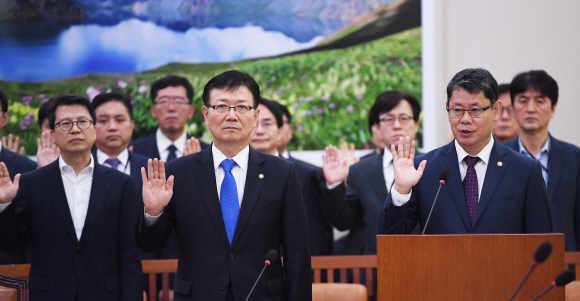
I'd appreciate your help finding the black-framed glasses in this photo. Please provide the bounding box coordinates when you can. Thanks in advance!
[154,97,190,106]
[207,104,255,114]
[55,119,94,131]
[379,114,414,125]
[446,103,493,119]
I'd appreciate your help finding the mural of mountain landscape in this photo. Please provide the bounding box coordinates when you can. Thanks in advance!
[0,0,421,152]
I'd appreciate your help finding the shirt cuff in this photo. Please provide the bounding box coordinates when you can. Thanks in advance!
[326,180,343,190]
[390,188,412,206]
[144,208,163,226]
[0,202,11,213]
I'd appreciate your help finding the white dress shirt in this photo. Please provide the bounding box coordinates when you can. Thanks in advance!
[96,148,131,175]
[281,150,290,159]
[59,155,95,240]
[157,128,187,162]
[391,137,494,206]
[144,144,250,224]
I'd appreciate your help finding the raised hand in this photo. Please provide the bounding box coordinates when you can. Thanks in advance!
[142,159,174,216]
[391,136,426,194]
[0,162,20,204]
[183,137,201,156]
[2,134,25,155]
[36,131,60,168]
[322,145,349,185]
[339,141,360,167]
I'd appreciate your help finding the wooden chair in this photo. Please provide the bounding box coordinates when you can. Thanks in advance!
[312,283,367,301]
[311,255,377,300]
[565,252,580,301]
[0,269,29,301]
[141,259,178,301]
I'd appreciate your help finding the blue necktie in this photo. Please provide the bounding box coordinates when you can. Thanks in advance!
[105,158,120,170]
[220,159,239,245]
[166,145,177,162]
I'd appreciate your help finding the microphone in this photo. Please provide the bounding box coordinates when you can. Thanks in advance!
[245,249,278,301]
[529,269,576,301]
[507,241,553,301]
[422,168,450,234]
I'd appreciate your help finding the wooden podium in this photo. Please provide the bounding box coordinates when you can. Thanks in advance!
[377,234,566,300]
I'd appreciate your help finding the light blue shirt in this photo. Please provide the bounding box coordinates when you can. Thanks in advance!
[518,136,550,187]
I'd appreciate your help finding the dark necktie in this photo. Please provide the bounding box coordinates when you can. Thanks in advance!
[220,159,239,245]
[166,145,177,162]
[463,156,480,225]
[105,158,120,170]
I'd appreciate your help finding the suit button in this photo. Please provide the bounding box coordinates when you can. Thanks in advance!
[72,276,77,283]
[228,253,234,259]
[220,284,226,290]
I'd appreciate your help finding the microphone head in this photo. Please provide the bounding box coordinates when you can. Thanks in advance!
[439,168,450,183]
[554,270,576,287]
[534,241,553,264]
[265,249,278,263]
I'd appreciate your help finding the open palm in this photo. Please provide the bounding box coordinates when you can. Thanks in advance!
[322,145,349,185]
[142,159,174,216]
[0,162,20,204]
[391,136,426,194]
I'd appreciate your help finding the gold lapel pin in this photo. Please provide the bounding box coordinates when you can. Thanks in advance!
[259,174,264,179]
[497,162,503,167]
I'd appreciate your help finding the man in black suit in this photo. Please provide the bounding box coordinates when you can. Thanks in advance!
[322,90,422,256]
[130,75,209,160]
[0,89,37,264]
[504,70,580,252]
[0,94,142,301]
[135,70,311,301]
[251,98,332,256]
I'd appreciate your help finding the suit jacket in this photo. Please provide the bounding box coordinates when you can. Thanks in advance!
[0,161,142,301]
[377,140,552,235]
[505,135,580,251]
[0,147,37,264]
[135,147,312,301]
[130,132,209,160]
[287,156,333,256]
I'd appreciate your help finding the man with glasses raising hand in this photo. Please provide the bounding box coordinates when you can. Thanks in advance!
[378,68,552,235]
[0,94,142,301]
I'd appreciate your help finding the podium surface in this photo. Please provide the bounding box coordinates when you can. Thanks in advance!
[377,234,565,300]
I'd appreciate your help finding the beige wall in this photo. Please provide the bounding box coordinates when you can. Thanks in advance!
[422,0,580,150]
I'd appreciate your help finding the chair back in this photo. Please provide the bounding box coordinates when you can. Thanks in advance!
[312,283,367,301]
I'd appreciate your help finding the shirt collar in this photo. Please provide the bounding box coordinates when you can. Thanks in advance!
[518,135,551,157]
[59,154,95,174]
[455,136,494,165]
[156,128,187,155]
[212,144,250,173]
[382,147,393,166]
[96,148,129,166]
[281,150,289,159]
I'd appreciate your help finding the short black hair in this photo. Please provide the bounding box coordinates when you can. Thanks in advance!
[202,70,261,108]
[509,70,558,107]
[446,68,499,106]
[275,102,292,124]
[92,92,134,120]
[498,83,510,95]
[259,98,283,128]
[48,94,96,130]
[368,90,421,133]
[0,90,7,112]
[37,97,56,128]
[151,75,194,104]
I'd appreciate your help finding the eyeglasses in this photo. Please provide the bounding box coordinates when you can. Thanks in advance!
[446,103,493,119]
[501,106,514,116]
[154,97,190,106]
[55,118,94,131]
[207,104,255,114]
[380,114,414,125]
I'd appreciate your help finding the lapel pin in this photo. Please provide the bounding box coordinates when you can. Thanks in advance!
[497,162,503,167]
[259,174,264,179]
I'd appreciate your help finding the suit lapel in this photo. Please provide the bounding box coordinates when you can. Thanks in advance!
[194,148,230,248]
[78,164,112,248]
[232,148,265,247]
[367,155,388,202]
[42,161,79,243]
[546,136,562,201]
[472,142,509,228]
[440,143,471,230]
